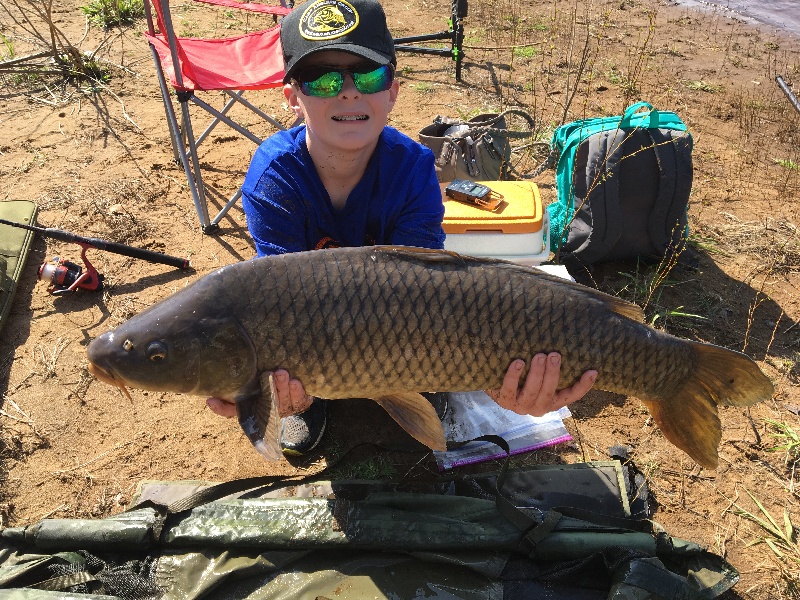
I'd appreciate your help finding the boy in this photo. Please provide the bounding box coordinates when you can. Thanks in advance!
[207,0,597,455]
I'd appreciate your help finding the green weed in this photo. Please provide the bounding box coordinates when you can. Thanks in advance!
[773,158,800,171]
[56,51,110,84]
[649,306,708,328]
[688,232,725,255]
[605,65,637,94]
[81,0,144,28]
[684,80,724,93]
[327,454,397,480]
[733,488,799,566]
[604,254,705,330]
[606,66,623,84]
[766,419,800,464]
[410,82,435,94]
[0,33,14,60]
[513,45,539,59]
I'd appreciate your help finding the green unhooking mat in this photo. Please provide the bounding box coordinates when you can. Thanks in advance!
[0,201,38,337]
[0,462,739,600]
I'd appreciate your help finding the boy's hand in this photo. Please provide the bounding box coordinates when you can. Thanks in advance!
[206,369,314,419]
[485,353,597,417]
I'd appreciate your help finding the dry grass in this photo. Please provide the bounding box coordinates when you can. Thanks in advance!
[0,0,799,596]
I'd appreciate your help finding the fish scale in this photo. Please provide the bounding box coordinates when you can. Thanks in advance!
[86,246,773,467]
[253,249,643,395]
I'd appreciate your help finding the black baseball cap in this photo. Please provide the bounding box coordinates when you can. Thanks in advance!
[280,0,396,83]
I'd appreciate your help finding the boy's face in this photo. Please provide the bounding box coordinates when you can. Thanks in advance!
[284,50,399,154]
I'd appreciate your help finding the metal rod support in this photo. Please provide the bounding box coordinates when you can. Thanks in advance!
[777,76,800,115]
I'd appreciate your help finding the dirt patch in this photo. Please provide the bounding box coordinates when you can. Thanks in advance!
[1,0,800,597]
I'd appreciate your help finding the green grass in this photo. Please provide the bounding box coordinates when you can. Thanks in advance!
[410,82,435,94]
[604,258,708,330]
[688,232,726,255]
[327,454,398,480]
[0,33,14,61]
[56,51,111,84]
[81,0,144,28]
[684,80,724,93]
[733,488,799,567]
[513,45,540,59]
[766,419,800,463]
[773,158,800,171]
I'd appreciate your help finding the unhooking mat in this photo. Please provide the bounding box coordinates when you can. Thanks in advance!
[0,461,739,600]
[0,201,37,337]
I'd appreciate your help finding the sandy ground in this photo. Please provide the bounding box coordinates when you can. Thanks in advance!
[1,0,800,597]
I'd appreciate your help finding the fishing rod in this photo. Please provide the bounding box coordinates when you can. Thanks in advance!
[0,217,192,296]
[776,75,800,116]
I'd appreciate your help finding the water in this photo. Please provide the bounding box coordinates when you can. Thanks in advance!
[676,0,800,38]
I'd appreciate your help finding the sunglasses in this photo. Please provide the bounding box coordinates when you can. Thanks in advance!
[295,64,394,98]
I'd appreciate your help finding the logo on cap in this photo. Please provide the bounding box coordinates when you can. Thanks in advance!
[299,0,359,40]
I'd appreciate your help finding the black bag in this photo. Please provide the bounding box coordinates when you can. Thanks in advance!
[418,109,535,182]
[546,102,694,270]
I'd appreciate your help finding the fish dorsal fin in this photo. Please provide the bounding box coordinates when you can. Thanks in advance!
[520,267,645,322]
[371,246,645,323]
[372,392,447,451]
[373,246,467,264]
[549,276,645,321]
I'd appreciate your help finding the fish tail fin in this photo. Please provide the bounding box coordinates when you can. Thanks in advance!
[372,392,447,451]
[237,373,282,461]
[642,343,773,469]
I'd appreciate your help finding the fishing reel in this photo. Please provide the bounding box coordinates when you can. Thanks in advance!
[38,243,104,295]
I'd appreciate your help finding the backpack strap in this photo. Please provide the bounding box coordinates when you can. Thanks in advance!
[563,128,627,265]
[646,128,693,255]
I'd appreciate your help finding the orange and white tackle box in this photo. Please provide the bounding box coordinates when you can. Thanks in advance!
[441,180,550,266]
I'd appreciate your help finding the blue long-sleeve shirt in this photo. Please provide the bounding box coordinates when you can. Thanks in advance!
[241,125,445,256]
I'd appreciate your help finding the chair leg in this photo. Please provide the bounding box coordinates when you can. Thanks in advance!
[225,91,286,132]
[194,92,242,148]
[178,98,214,232]
[148,45,287,233]
[209,188,243,229]
[149,45,182,165]
[189,95,264,145]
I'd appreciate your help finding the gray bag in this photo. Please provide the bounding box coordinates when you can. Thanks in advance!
[418,109,535,182]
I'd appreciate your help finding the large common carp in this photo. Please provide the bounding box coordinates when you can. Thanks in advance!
[86,246,773,468]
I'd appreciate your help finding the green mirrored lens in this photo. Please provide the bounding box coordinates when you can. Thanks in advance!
[352,65,392,94]
[301,71,343,97]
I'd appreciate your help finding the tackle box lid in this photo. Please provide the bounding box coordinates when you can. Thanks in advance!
[441,181,543,234]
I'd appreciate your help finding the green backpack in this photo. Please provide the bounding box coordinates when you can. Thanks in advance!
[547,102,693,269]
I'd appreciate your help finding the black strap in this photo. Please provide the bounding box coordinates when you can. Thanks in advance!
[436,108,536,141]
[473,435,653,558]
[646,128,693,254]
[133,434,652,555]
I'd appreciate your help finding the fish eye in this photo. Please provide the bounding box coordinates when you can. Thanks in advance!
[146,341,168,362]
[123,339,134,352]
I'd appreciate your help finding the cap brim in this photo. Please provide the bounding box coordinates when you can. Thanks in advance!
[284,45,394,83]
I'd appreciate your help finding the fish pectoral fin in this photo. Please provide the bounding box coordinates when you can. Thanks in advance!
[236,372,282,461]
[372,392,447,451]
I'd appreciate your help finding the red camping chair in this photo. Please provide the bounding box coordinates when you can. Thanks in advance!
[144,0,291,233]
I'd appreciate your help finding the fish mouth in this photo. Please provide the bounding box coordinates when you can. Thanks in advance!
[87,361,132,401]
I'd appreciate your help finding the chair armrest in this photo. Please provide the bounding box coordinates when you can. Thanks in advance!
[193,0,291,17]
